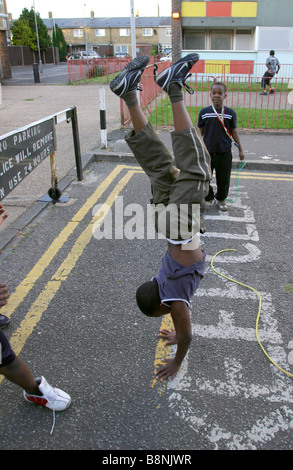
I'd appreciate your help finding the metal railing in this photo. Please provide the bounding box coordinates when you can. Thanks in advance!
[67,58,293,130]
[120,62,293,130]
[67,56,156,82]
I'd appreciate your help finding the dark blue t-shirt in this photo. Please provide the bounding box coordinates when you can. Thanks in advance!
[198,105,237,153]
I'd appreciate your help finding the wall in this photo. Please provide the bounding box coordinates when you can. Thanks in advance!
[8,46,59,66]
[0,30,11,78]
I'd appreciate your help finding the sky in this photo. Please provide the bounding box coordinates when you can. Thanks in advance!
[7,0,172,19]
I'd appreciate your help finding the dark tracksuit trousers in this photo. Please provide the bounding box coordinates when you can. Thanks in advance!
[206,151,233,203]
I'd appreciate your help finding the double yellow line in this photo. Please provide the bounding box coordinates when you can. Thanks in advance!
[0,164,142,384]
[232,171,293,182]
[4,164,287,389]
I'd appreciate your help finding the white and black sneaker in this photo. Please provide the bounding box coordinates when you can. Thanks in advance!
[154,53,199,94]
[110,55,150,98]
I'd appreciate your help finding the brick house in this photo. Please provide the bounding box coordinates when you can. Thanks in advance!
[0,0,11,79]
[42,13,172,58]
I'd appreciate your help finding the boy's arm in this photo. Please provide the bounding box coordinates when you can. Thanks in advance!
[155,301,192,382]
[231,128,245,161]
[276,60,280,73]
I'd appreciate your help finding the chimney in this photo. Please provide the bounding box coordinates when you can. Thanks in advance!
[48,11,52,18]
[90,10,94,18]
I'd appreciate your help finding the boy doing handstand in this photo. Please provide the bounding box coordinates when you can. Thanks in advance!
[110,54,211,381]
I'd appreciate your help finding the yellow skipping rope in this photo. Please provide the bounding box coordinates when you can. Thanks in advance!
[211,249,293,379]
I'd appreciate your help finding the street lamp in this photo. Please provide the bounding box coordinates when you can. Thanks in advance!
[84,3,87,51]
[33,0,42,72]
[130,0,136,59]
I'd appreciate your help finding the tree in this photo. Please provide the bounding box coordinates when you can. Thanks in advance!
[52,24,67,61]
[11,19,36,49]
[11,7,51,52]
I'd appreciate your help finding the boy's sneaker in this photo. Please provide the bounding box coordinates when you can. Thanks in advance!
[204,198,215,209]
[110,55,150,98]
[217,201,228,211]
[154,53,199,94]
[0,314,10,328]
[23,376,71,411]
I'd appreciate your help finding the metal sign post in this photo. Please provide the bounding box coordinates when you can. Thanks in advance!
[0,106,83,203]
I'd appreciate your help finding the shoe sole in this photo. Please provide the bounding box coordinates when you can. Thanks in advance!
[155,53,199,90]
[110,55,150,94]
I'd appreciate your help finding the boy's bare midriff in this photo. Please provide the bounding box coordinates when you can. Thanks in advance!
[168,237,204,267]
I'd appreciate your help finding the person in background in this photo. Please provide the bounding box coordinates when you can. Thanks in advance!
[198,82,244,212]
[260,50,280,95]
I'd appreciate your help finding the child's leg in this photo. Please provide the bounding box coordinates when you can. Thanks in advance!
[0,329,40,395]
[214,151,232,202]
[124,93,179,206]
[1,356,41,395]
[167,84,211,238]
[171,94,193,131]
[124,91,148,134]
[154,55,211,194]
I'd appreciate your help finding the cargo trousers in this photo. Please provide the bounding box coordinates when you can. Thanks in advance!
[125,122,211,241]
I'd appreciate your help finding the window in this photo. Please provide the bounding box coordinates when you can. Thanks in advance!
[211,30,232,50]
[95,29,105,37]
[73,29,83,38]
[166,28,172,37]
[183,28,254,51]
[184,32,206,50]
[120,28,130,36]
[115,45,128,54]
[235,30,252,50]
[258,27,291,51]
[142,28,153,37]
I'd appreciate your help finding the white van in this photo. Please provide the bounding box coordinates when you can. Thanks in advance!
[71,51,101,59]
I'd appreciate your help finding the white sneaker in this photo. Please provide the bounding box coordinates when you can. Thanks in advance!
[23,376,71,411]
[218,201,228,211]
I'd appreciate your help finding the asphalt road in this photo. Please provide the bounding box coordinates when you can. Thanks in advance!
[2,62,70,85]
[1,63,293,453]
[0,159,292,451]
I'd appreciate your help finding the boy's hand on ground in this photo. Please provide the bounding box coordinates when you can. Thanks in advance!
[0,204,8,225]
[155,358,180,382]
[158,328,177,346]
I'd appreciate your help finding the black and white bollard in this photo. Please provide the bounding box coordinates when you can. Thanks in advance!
[99,87,107,149]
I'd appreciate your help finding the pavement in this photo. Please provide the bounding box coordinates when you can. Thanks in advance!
[1,65,293,451]
[0,63,293,252]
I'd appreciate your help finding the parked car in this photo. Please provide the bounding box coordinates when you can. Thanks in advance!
[115,52,130,58]
[68,51,101,60]
[160,52,172,62]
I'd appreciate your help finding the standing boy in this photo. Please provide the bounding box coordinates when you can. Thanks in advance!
[198,82,244,211]
[110,54,211,381]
